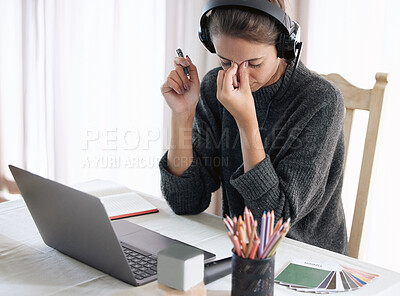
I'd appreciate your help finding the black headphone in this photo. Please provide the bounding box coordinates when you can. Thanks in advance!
[198,0,301,62]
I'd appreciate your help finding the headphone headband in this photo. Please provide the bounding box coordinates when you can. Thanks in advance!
[202,0,291,34]
[198,0,301,61]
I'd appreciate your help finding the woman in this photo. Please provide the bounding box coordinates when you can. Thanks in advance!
[159,0,348,255]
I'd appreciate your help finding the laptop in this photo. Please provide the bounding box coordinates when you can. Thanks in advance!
[9,165,216,286]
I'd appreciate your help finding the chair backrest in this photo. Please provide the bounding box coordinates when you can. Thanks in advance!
[321,72,389,259]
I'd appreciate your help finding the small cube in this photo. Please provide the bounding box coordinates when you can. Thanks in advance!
[157,244,204,291]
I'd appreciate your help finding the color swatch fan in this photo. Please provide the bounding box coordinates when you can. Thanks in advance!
[275,259,379,293]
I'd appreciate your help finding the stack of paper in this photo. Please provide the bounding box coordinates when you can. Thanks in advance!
[275,259,379,293]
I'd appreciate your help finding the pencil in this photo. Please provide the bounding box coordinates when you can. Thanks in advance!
[272,217,283,235]
[233,216,238,234]
[265,212,271,247]
[270,210,275,239]
[223,218,234,234]
[244,207,252,239]
[238,221,247,255]
[249,238,260,259]
[261,231,280,259]
[262,220,290,258]
[228,231,242,257]
[267,225,289,258]
[245,220,258,258]
[259,211,267,256]
[225,214,234,229]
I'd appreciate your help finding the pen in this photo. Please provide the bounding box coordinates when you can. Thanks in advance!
[176,48,190,78]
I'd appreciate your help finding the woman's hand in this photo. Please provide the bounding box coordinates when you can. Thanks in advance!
[216,62,257,127]
[218,62,265,172]
[161,56,200,121]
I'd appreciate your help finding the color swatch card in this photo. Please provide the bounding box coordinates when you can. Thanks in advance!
[275,259,379,293]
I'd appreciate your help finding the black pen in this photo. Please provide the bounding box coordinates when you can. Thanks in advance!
[176,48,190,79]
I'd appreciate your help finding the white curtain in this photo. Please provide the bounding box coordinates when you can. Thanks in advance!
[162,0,219,152]
[0,0,166,197]
[296,0,400,272]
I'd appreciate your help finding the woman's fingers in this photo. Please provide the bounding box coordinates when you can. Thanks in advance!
[174,56,190,68]
[175,66,191,91]
[224,63,238,90]
[175,56,200,89]
[163,71,185,95]
[233,74,239,88]
[238,61,250,91]
[185,55,199,83]
[217,63,238,102]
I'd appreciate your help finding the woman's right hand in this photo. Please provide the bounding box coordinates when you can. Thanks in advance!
[161,56,200,120]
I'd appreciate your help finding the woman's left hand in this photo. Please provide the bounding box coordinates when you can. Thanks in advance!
[216,61,256,127]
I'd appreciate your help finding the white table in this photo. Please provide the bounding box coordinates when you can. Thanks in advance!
[1,192,400,295]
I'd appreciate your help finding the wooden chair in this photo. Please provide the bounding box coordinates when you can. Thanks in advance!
[321,72,389,259]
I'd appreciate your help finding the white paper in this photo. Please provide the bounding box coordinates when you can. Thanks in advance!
[72,179,132,197]
[72,179,157,218]
[100,192,157,217]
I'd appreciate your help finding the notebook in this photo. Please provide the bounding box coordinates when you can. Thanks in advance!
[72,179,158,220]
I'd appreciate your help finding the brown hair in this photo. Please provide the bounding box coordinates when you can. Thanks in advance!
[208,0,286,46]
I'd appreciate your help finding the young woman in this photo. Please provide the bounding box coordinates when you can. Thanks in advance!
[159,0,348,254]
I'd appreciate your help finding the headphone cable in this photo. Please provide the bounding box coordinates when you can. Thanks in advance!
[259,42,303,132]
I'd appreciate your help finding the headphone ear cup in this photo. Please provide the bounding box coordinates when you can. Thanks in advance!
[276,33,285,59]
[199,20,216,53]
[204,28,216,53]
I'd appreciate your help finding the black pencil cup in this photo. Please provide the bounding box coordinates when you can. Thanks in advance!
[231,252,275,296]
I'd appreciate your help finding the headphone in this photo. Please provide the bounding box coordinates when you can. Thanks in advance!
[198,0,302,62]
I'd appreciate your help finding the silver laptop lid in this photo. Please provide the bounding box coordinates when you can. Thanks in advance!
[9,165,136,285]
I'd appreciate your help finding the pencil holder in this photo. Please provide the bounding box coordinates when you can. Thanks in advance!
[231,252,275,296]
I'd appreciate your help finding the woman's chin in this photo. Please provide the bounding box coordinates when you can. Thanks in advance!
[250,83,260,92]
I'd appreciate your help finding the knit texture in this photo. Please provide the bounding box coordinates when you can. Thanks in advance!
[159,61,348,254]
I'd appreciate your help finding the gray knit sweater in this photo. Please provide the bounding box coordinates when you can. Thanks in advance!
[159,61,348,255]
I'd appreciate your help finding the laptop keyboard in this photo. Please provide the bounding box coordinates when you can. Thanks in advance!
[122,246,158,280]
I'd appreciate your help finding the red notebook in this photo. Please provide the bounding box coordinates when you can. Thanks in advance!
[72,179,158,220]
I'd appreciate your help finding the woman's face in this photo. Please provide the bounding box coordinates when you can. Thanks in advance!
[212,34,283,92]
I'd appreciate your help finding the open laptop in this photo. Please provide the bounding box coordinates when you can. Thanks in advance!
[9,165,216,286]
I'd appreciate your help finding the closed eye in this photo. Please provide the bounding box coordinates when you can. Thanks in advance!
[220,61,232,68]
[249,63,262,68]
[220,60,262,69]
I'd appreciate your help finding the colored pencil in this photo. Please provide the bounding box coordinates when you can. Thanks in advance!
[265,212,271,247]
[259,211,267,256]
[244,207,252,239]
[270,210,275,238]
[228,231,242,257]
[225,209,290,260]
[233,216,238,234]
[245,220,258,258]
[223,218,235,234]
[249,238,260,259]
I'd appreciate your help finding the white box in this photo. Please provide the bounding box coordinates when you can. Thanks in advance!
[157,244,204,291]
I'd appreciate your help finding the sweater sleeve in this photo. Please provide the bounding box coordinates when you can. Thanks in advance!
[159,69,222,215]
[230,81,345,225]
